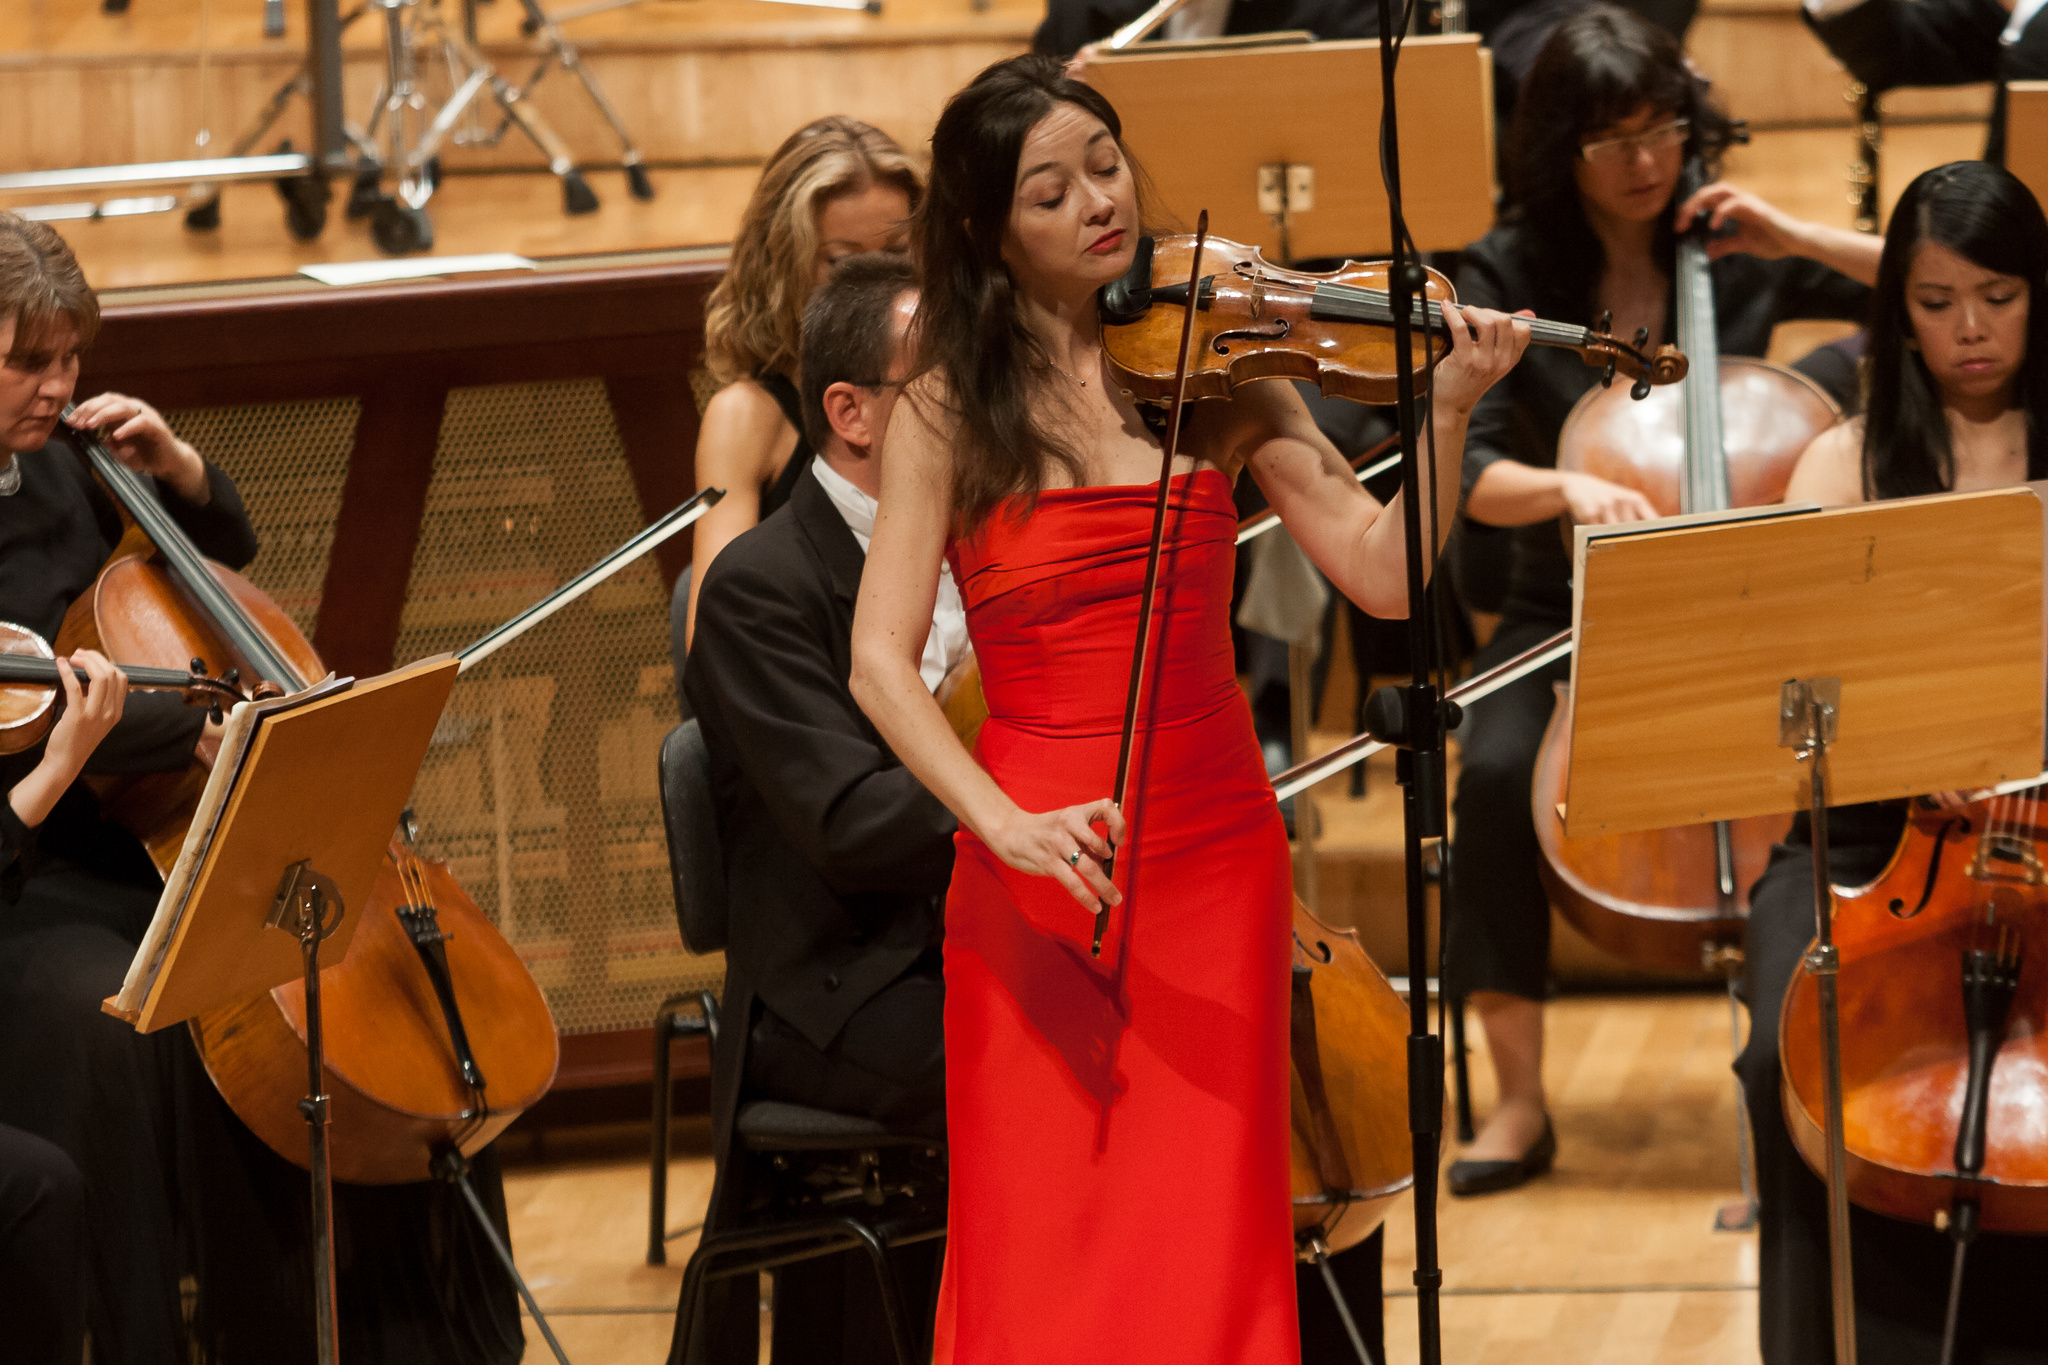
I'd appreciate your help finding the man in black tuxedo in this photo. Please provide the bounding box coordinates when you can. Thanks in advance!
[1803,0,2048,162]
[676,253,962,1365]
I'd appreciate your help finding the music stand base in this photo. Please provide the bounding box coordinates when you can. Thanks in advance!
[433,1149,576,1365]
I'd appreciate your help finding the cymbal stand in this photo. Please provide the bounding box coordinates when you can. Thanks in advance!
[357,0,604,254]
[500,0,668,200]
[181,15,384,239]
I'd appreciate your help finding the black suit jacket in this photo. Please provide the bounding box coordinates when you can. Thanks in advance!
[1804,0,2048,162]
[682,467,956,1053]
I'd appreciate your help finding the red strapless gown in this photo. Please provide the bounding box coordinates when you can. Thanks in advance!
[935,469,1299,1364]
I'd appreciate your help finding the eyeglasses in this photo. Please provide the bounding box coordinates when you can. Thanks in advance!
[1579,118,1689,167]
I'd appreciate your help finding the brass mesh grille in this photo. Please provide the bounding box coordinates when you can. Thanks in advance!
[393,378,720,1035]
[164,399,360,639]
[166,385,719,1039]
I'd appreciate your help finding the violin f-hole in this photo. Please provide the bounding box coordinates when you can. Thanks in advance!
[1214,318,1290,354]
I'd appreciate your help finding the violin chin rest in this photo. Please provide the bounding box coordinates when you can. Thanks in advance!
[1098,235,1155,325]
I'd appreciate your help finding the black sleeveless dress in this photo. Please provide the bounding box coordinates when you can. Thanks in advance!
[755,372,811,520]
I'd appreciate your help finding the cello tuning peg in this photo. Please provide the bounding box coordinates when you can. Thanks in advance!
[190,657,206,675]
[1633,327,1651,350]
[1596,309,1613,335]
[1631,376,1653,401]
[1601,359,1616,389]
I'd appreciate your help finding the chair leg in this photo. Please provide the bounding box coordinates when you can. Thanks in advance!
[843,1220,918,1365]
[675,1237,714,1362]
[649,1004,676,1266]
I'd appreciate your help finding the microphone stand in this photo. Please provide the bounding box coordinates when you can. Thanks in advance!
[1360,4,1448,1362]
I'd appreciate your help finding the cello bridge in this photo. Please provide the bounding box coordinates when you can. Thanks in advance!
[1966,831,2047,887]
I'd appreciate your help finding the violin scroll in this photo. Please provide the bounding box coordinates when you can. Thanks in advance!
[1573,329,1689,393]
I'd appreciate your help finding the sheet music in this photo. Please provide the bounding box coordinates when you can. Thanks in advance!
[113,677,353,1015]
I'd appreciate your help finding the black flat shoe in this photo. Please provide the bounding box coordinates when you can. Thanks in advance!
[1446,1117,1556,1197]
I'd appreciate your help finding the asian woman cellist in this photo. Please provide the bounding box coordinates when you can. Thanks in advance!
[1741,161,2048,1365]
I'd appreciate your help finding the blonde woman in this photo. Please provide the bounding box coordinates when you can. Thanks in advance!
[683,117,922,647]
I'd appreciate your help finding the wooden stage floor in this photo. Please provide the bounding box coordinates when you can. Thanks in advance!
[499,989,1762,1364]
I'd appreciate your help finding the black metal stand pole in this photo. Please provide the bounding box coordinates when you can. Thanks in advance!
[277,865,344,1365]
[1368,2,1447,1360]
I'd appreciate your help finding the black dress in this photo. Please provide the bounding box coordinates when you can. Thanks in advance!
[755,372,813,523]
[0,435,523,1365]
[1444,220,1870,1003]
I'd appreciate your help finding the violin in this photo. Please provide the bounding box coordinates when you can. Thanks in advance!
[55,410,560,1184]
[1099,234,1688,406]
[0,621,243,755]
[1534,172,1839,973]
[1781,787,2048,1233]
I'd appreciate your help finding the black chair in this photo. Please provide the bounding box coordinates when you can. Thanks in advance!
[651,719,946,1364]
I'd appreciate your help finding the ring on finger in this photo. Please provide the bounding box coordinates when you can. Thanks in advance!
[1067,850,1082,868]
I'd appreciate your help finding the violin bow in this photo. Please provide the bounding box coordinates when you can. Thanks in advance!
[1095,210,1211,958]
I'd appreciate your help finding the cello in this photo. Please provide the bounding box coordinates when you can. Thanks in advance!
[1533,170,1842,973]
[1781,784,2048,1350]
[53,410,560,1182]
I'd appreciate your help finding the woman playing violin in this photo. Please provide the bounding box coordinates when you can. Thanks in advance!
[850,54,1527,1360]
[681,116,922,649]
[1444,2,1880,1195]
[1745,160,2048,1365]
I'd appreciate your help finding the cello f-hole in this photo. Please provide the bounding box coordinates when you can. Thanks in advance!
[1900,819,1965,919]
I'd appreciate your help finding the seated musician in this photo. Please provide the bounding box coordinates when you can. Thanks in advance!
[1745,160,2048,1365]
[0,212,253,1363]
[0,213,525,1365]
[679,117,922,654]
[679,252,960,1364]
[1443,3,1879,1197]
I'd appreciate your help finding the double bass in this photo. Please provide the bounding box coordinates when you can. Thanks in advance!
[1533,175,1842,972]
[55,412,558,1182]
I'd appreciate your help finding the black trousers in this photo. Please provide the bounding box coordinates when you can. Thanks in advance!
[702,957,947,1365]
[0,1121,85,1365]
[1737,817,2048,1365]
[1445,615,1571,1003]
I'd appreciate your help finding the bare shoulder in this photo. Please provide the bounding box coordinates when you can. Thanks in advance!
[1785,417,1868,507]
[889,375,963,487]
[697,378,798,482]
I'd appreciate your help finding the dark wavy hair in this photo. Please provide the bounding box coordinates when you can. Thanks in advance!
[911,54,1140,533]
[1862,161,2048,499]
[1504,4,1740,314]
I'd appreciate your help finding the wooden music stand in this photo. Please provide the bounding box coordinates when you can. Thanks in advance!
[2004,82,2048,213]
[107,654,460,1365]
[1079,34,1496,259]
[1559,487,2046,1365]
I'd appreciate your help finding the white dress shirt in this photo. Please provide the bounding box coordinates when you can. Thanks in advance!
[810,455,971,694]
